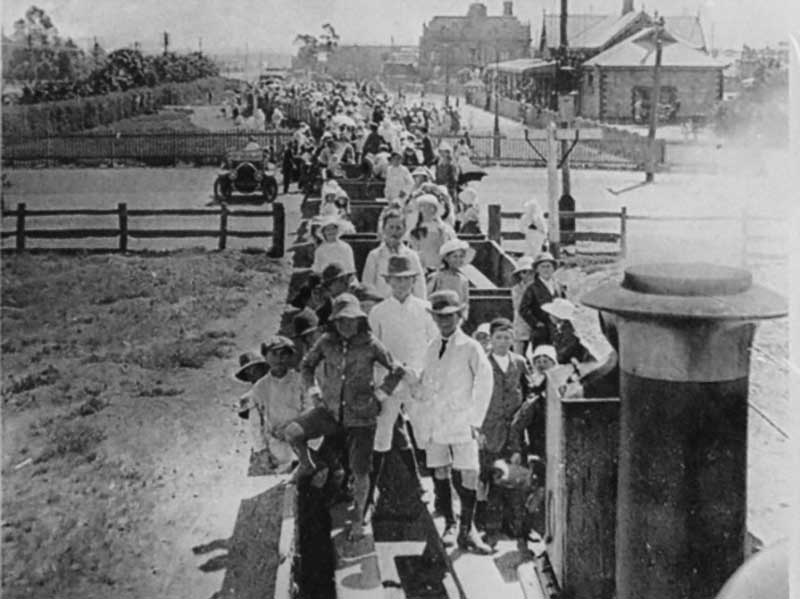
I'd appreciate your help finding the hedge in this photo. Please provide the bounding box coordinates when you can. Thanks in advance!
[2,77,237,141]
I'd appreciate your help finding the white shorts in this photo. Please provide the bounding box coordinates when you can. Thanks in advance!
[426,440,480,471]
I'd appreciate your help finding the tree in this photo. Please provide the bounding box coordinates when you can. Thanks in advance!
[294,24,340,68]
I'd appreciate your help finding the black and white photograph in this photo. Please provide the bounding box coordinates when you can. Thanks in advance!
[1,1,798,598]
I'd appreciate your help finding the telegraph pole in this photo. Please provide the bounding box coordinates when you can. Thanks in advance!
[645,17,664,183]
[493,47,501,159]
[163,31,170,55]
[198,37,203,56]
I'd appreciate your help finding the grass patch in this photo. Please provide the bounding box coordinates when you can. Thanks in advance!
[131,330,236,370]
[4,365,60,394]
[36,421,105,463]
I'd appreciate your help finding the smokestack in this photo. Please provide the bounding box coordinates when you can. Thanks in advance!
[622,0,634,14]
[503,1,513,16]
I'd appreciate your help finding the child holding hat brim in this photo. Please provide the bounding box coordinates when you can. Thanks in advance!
[427,238,473,321]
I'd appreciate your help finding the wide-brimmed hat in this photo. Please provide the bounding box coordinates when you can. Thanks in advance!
[512,256,535,276]
[439,238,475,264]
[320,262,354,287]
[330,292,367,320]
[531,344,557,363]
[427,290,464,316]
[313,214,346,240]
[292,308,319,338]
[382,254,419,278]
[533,251,557,269]
[260,335,297,356]
[541,298,575,321]
[234,351,270,383]
[474,322,491,338]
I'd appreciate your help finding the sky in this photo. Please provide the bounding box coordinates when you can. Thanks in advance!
[2,0,797,55]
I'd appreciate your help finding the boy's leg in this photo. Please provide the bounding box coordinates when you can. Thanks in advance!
[427,443,457,544]
[452,442,494,554]
[285,407,340,479]
[346,425,376,540]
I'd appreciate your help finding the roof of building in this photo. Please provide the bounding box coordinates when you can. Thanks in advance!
[485,58,557,74]
[582,26,728,68]
[540,13,707,50]
[570,11,647,49]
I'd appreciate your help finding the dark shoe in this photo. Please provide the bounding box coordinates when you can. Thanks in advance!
[457,526,494,555]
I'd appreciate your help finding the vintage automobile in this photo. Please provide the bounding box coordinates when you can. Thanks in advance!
[214,149,278,203]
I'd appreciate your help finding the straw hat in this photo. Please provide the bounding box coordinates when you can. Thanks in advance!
[439,238,476,264]
[312,214,346,241]
[415,193,441,215]
[233,352,269,383]
[532,251,557,269]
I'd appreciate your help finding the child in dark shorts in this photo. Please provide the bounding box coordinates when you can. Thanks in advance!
[291,293,405,541]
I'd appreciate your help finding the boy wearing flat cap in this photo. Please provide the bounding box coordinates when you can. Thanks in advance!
[408,290,494,554]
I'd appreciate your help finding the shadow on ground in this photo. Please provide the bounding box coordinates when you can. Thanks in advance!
[192,485,284,599]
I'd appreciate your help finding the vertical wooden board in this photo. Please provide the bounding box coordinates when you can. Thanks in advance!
[273,483,296,599]
[562,398,620,599]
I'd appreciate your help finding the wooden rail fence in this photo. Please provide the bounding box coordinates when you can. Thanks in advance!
[488,204,787,264]
[1,202,285,256]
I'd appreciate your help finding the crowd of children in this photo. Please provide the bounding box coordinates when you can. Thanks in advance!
[231,190,603,554]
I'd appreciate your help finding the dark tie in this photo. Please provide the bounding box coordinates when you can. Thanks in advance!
[438,338,449,359]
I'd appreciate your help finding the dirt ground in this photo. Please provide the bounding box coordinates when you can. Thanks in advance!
[1,249,292,599]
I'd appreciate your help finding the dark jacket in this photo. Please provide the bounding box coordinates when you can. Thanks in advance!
[362,131,384,156]
[481,352,533,455]
[551,320,593,365]
[519,276,566,345]
[421,136,435,166]
[300,329,404,427]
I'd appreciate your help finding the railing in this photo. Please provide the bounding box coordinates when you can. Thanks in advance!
[488,204,628,258]
[488,204,788,265]
[1,202,285,255]
[2,130,295,166]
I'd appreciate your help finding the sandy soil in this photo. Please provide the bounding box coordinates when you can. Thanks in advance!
[1,249,292,599]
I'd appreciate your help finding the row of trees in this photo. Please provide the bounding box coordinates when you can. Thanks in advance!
[5,6,219,104]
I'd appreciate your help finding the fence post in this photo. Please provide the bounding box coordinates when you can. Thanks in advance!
[487,204,501,245]
[16,203,26,251]
[219,203,228,250]
[268,202,285,257]
[118,203,128,252]
[619,206,628,260]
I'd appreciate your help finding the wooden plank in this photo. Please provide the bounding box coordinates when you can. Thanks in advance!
[501,231,526,241]
[274,483,297,599]
[462,264,497,289]
[227,230,274,238]
[127,208,223,216]
[524,128,603,140]
[6,208,119,216]
[127,229,219,238]
[24,228,120,239]
[572,231,620,243]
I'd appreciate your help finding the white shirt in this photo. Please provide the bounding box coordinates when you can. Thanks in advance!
[492,353,510,373]
[312,239,355,274]
[413,328,494,445]
[368,294,438,374]
[361,243,427,300]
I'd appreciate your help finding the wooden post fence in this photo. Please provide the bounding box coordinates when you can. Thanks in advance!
[16,202,26,250]
[619,206,628,259]
[118,203,128,252]
[487,204,501,244]
[219,203,228,250]
[2,202,285,255]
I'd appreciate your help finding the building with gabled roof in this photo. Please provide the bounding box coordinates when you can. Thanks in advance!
[578,25,728,121]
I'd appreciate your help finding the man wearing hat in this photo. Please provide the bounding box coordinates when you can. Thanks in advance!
[299,293,406,541]
[367,255,438,501]
[519,252,566,350]
[408,290,494,553]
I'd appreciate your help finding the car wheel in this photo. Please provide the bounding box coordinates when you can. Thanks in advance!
[262,178,278,204]
[214,178,232,202]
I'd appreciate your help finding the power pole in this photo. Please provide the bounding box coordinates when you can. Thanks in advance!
[645,17,664,183]
[198,37,203,56]
[444,45,451,107]
[493,47,501,159]
[163,31,170,55]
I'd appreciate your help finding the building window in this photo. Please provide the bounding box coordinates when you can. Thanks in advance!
[587,73,594,91]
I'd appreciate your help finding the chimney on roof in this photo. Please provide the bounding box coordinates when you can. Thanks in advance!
[503,1,513,16]
[622,0,634,14]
